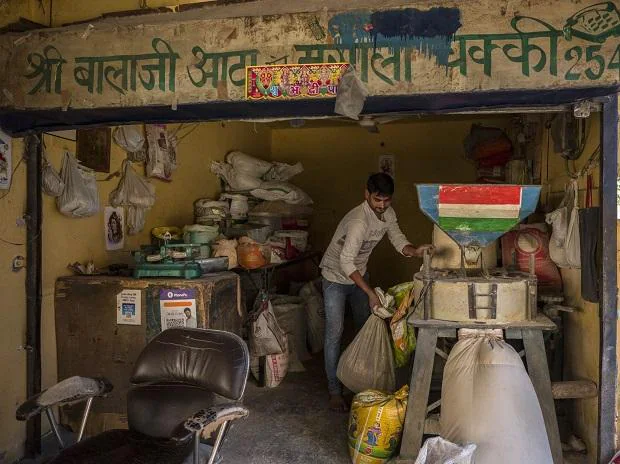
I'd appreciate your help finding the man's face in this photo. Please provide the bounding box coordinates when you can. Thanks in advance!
[184,310,191,319]
[365,190,392,216]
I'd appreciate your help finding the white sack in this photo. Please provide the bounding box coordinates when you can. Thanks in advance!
[250,336,289,388]
[109,160,156,209]
[263,161,304,182]
[251,181,313,205]
[211,161,263,191]
[226,151,272,177]
[337,310,395,393]
[440,329,552,464]
[57,152,100,218]
[272,295,311,371]
[414,437,476,464]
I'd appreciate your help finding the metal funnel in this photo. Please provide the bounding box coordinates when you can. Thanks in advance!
[416,184,541,248]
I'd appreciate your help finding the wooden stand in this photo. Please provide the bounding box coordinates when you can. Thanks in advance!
[396,314,563,464]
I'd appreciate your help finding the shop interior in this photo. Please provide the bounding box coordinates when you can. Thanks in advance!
[10,106,607,464]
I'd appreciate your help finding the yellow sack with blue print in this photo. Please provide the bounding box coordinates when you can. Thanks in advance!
[348,385,409,464]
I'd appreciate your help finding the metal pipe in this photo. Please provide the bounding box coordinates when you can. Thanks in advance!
[25,134,42,458]
[208,422,228,464]
[77,397,94,442]
[44,409,64,449]
[193,430,201,464]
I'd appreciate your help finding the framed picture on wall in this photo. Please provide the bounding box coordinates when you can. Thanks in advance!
[77,128,111,173]
[379,154,395,180]
[0,128,12,190]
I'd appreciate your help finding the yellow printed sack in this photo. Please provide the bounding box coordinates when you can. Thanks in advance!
[348,385,409,464]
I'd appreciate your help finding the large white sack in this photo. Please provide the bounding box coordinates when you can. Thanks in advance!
[211,161,263,191]
[299,281,325,354]
[440,329,552,464]
[251,181,313,205]
[226,151,272,177]
[271,296,311,371]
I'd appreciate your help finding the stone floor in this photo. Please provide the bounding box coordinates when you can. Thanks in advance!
[221,354,350,464]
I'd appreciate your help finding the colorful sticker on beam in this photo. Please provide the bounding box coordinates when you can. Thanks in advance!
[245,63,350,100]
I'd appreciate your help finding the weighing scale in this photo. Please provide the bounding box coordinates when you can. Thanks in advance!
[133,241,203,279]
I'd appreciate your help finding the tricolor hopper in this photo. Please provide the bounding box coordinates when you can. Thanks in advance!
[416,184,541,248]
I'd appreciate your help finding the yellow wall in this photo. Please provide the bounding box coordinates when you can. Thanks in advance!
[270,116,512,289]
[0,138,27,463]
[50,0,215,26]
[0,122,270,462]
[540,114,601,462]
[0,0,51,29]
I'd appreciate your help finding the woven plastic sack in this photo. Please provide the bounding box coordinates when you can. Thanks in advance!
[249,291,287,357]
[57,152,100,218]
[414,437,476,464]
[226,151,272,177]
[42,159,64,197]
[211,161,263,191]
[299,281,325,354]
[272,295,310,372]
[145,124,176,181]
[388,282,416,368]
[348,385,409,464]
[250,335,289,388]
[441,329,552,464]
[263,161,304,182]
[251,181,313,205]
[213,239,238,269]
[109,160,155,209]
[337,307,395,394]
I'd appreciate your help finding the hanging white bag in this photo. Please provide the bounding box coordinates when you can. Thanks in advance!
[56,152,100,218]
[109,160,156,209]
[42,159,65,197]
[546,179,580,268]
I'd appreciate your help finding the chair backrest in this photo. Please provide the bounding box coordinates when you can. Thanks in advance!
[131,328,249,400]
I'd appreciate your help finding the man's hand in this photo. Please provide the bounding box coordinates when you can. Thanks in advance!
[367,290,380,311]
[403,244,434,258]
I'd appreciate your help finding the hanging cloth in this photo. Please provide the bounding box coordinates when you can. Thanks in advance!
[579,174,599,302]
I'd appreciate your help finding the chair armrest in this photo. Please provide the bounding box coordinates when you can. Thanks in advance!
[16,376,112,421]
[172,403,249,442]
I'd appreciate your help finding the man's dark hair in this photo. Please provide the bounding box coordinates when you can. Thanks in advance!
[367,173,394,196]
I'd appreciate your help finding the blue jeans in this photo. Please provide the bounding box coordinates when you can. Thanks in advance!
[322,276,371,395]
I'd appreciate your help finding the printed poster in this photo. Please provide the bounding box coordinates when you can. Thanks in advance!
[160,289,197,331]
[105,206,125,250]
[0,128,12,190]
[117,289,141,325]
[379,154,395,179]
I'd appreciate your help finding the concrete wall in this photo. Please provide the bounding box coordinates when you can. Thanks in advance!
[540,114,601,462]
[270,116,512,289]
[0,122,270,463]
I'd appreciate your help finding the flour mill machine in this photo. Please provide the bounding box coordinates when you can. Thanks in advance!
[414,184,542,323]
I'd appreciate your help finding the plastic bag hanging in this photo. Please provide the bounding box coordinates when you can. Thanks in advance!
[56,152,100,218]
[109,159,155,209]
[42,158,65,197]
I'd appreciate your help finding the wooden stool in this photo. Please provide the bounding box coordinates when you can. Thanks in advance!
[396,314,562,464]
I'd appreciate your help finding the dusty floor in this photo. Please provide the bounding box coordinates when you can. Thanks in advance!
[220,354,350,464]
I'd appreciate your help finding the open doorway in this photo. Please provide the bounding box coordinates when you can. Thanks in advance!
[30,98,616,464]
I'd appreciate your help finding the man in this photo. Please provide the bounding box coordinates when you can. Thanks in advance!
[184,308,197,328]
[320,173,433,411]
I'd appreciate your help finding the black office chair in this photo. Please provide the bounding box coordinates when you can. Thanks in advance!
[17,328,250,464]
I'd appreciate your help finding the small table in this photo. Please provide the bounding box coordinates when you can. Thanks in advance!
[233,251,321,293]
[396,313,562,464]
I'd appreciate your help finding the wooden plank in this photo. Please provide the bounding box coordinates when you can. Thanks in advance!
[551,381,598,400]
[409,313,556,331]
[398,328,438,461]
[599,94,618,464]
[522,329,563,464]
